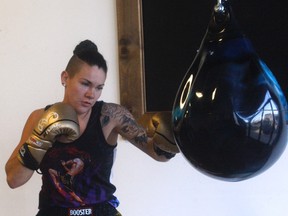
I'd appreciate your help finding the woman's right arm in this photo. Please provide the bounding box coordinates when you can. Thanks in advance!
[5,109,44,189]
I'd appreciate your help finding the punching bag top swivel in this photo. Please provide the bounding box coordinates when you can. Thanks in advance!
[172,0,287,182]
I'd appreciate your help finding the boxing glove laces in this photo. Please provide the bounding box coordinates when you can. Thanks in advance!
[151,112,180,159]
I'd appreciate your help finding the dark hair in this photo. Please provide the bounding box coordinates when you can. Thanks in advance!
[65,40,107,77]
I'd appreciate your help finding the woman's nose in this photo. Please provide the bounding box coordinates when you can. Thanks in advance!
[85,88,95,99]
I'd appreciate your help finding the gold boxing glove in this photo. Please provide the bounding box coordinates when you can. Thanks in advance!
[18,102,80,170]
[138,111,179,159]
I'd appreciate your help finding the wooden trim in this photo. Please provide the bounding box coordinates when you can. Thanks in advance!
[116,0,147,120]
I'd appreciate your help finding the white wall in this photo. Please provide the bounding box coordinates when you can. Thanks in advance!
[1,1,288,216]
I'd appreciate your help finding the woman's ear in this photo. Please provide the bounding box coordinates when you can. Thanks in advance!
[61,71,69,87]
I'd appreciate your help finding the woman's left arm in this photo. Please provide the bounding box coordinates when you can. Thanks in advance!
[100,103,171,162]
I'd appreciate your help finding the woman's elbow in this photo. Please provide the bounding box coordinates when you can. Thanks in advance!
[6,175,20,189]
[6,172,32,189]
[5,163,32,189]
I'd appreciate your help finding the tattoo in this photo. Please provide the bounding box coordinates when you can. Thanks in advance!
[101,103,148,146]
[120,115,137,133]
[101,115,110,127]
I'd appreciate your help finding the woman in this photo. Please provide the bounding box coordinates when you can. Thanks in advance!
[5,40,177,216]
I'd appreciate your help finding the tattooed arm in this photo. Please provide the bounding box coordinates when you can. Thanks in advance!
[100,102,169,162]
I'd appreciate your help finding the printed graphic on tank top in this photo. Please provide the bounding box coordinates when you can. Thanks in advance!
[38,101,119,208]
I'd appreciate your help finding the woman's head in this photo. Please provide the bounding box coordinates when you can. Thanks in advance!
[61,40,107,115]
[65,40,107,78]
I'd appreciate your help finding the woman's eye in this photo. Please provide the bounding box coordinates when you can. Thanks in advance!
[81,82,89,86]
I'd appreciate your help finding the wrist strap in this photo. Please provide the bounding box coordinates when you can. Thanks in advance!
[153,143,176,159]
[17,143,40,170]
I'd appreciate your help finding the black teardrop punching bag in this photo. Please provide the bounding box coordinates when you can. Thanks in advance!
[172,0,288,181]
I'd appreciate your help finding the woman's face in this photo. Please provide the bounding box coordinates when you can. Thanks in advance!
[62,63,106,115]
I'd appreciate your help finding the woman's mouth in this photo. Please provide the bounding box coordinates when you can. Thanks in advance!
[81,101,91,107]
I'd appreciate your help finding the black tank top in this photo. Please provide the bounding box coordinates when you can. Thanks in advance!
[38,101,118,209]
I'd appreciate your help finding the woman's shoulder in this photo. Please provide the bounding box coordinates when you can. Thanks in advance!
[101,102,133,118]
[99,102,138,138]
[22,107,46,132]
[101,101,120,110]
[28,108,45,121]
[27,102,60,124]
